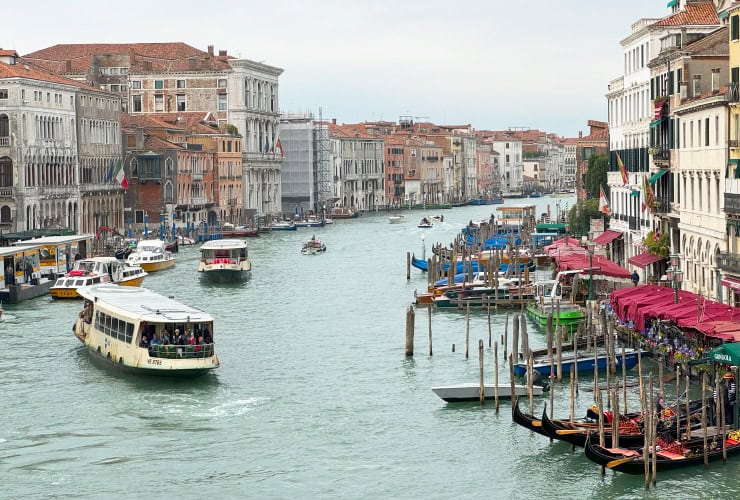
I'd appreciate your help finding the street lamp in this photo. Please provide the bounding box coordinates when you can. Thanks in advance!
[587,241,595,301]
[667,253,683,304]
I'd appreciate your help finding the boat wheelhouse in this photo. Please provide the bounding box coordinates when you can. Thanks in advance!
[73,284,219,377]
[126,239,176,272]
[50,256,147,299]
[198,239,251,282]
[526,270,586,332]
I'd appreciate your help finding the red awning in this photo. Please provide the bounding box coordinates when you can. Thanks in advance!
[721,276,740,291]
[593,230,622,246]
[628,252,663,269]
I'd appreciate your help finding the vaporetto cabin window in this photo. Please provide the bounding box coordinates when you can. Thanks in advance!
[95,310,134,344]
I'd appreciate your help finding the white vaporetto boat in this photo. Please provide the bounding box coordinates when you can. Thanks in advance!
[198,239,251,282]
[73,284,219,377]
[431,383,544,402]
[50,256,147,299]
[127,239,176,272]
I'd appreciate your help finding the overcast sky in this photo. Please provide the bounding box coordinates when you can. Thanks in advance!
[6,0,670,137]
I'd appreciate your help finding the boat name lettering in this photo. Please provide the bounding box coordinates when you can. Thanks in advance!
[714,353,732,363]
[147,358,163,365]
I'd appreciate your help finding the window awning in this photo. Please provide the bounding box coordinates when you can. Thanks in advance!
[649,119,663,129]
[628,252,664,269]
[649,168,669,185]
[667,0,678,7]
[721,276,740,291]
[592,230,622,246]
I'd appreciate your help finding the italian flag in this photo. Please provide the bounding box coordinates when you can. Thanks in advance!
[113,160,128,190]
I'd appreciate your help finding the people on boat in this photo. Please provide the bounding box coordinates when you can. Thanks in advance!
[656,392,666,414]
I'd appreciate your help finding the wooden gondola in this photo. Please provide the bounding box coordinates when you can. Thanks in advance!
[511,400,552,438]
[540,407,644,448]
[584,432,740,474]
[540,400,708,448]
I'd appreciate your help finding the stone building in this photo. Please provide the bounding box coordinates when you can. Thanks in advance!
[0,51,124,234]
[24,43,283,219]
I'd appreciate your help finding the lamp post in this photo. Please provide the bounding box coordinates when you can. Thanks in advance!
[587,241,595,301]
[666,253,683,304]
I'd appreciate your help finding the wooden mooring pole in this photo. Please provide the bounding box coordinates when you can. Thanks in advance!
[405,305,415,356]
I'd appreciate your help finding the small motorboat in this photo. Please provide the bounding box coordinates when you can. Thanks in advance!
[430,215,444,223]
[301,237,326,255]
[389,215,405,224]
[271,220,297,231]
[431,383,544,402]
[418,217,433,228]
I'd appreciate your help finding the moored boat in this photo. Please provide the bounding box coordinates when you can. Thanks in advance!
[584,431,740,474]
[197,239,251,282]
[432,383,543,402]
[126,239,176,272]
[50,257,147,299]
[294,218,326,228]
[526,270,586,333]
[270,220,298,231]
[330,207,358,219]
[73,284,219,377]
[513,348,642,377]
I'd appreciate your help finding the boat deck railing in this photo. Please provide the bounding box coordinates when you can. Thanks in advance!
[147,343,215,359]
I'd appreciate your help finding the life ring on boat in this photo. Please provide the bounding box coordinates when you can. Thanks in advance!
[69,270,85,276]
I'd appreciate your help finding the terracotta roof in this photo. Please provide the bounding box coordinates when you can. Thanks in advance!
[143,135,183,151]
[24,43,231,74]
[682,25,728,56]
[0,58,110,93]
[0,49,19,57]
[329,123,377,140]
[652,2,719,27]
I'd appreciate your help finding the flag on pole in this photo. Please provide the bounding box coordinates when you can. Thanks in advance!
[616,152,628,186]
[599,185,609,214]
[642,174,655,213]
[105,159,115,181]
[113,160,128,190]
[275,138,284,158]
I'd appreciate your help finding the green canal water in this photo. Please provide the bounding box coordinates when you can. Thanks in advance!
[3,196,740,499]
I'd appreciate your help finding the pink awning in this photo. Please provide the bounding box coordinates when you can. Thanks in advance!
[555,253,632,279]
[628,252,664,269]
[592,230,622,246]
[721,276,740,291]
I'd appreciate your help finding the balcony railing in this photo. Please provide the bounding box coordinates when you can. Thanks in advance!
[0,187,14,198]
[0,136,9,147]
[728,83,740,103]
[654,197,672,214]
[227,198,238,206]
[628,215,638,231]
[725,193,740,214]
[653,148,670,162]
[718,252,740,274]
[190,197,207,206]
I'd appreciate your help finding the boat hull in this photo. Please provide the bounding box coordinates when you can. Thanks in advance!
[118,276,146,287]
[513,350,641,377]
[139,258,176,273]
[432,383,543,402]
[526,302,584,333]
[199,268,251,282]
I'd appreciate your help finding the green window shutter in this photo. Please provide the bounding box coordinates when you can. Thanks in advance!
[669,119,674,149]
[677,68,682,90]
[733,16,740,41]
[668,71,675,95]
[733,67,740,84]
[676,118,680,149]
[651,79,655,100]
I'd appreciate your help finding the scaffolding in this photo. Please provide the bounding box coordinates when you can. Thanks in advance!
[315,107,332,209]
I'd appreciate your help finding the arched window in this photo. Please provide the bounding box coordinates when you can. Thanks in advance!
[0,205,11,223]
[0,114,9,142]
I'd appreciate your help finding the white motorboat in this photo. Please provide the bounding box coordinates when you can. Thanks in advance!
[389,215,405,224]
[126,239,176,272]
[431,383,544,402]
[418,217,433,228]
[50,256,147,299]
[301,237,326,255]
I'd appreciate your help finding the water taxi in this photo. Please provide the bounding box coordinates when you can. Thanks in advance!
[126,239,176,272]
[50,256,148,299]
[198,239,251,282]
[73,284,219,377]
[301,237,326,255]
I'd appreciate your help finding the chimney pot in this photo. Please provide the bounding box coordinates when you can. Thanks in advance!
[578,131,583,139]
[207,45,214,56]
[332,118,336,125]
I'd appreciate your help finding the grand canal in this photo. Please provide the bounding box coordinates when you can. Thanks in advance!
[3,197,740,499]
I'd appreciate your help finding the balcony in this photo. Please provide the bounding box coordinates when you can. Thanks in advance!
[628,215,638,231]
[0,136,9,147]
[227,198,238,206]
[728,83,740,103]
[651,148,670,162]
[725,193,740,214]
[718,252,740,274]
[0,187,14,198]
[653,197,672,215]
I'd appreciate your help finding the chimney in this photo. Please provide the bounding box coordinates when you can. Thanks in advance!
[332,118,336,125]
[712,68,721,94]
[129,47,136,64]
[578,131,583,139]
[218,49,227,57]
[207,45,214,56]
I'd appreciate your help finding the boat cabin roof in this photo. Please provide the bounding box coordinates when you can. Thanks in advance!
[200,239,248,250]
[77,284,212,323]
[12,234,94,245]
